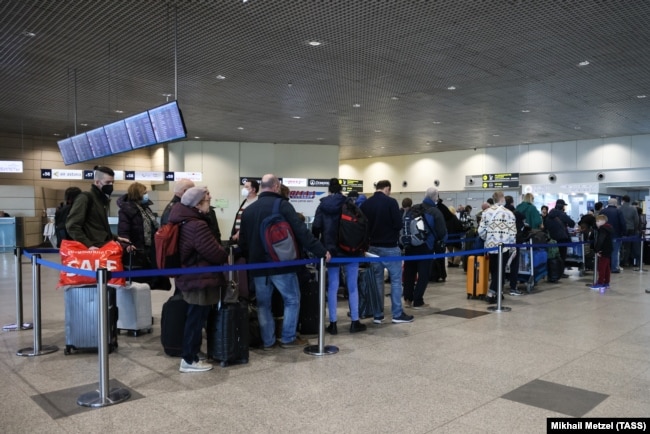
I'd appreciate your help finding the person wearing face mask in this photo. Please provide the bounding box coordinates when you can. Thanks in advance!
[230,180,259,243]
[116,182,171,290]
[66,165,130,249]
[168,186,228,372]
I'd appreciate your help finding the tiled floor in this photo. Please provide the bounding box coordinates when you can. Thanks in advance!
[1,251,650,433]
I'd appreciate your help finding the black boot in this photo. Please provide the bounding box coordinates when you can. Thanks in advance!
[349,320,367,333]
[326,322,338,335]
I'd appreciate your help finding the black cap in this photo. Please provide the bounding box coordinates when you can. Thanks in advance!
[555,199,566,208]
[347,191,359,198]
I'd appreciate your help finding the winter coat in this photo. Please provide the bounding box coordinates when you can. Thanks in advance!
[545,208,575,241]
[594,223,614,258]
[169,202,227,305]
[117,194,156,250]
[360,191,402,247]
[65,185,114,248]
[599,205,626,237]
[312,193,361,257]
[239,191,327,278]
[515,201,542,229]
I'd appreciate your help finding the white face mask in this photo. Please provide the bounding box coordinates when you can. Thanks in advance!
[241,187,250,197]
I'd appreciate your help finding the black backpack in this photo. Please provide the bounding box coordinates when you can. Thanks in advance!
[337,199,369,254]
[54,204,73,248]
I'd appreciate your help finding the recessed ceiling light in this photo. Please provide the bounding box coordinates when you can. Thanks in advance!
[316,137,324,140]
[492,134,499,137]
[486,143,492,146]
[216,75,226,80]
[353,103,361,108]
[115,109,123,114]
[193,136,200,139]
[22,31,36,37]
[53,133,61,136]
[162,93,172,97]
[292,116,301,119]
[367,155,373,158]
[637,95,647,99]
[80,123,88,127]
[390,96,399,100]
[578,60,590,66]
[380,146,385,149]
[237,127,244,130]
[374,130,381,133]
[574,126,581,130]
[432,121,441,124]
[437,140,443,143]
[521,109,530,113]
[308,41,322,46]
[447,86,456,90]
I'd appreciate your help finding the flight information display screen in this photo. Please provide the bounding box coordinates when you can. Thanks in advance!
[87,127,112,158]
[149,101,187,143]
[57,138,79,165]
[104,120,133,154]
[71,133,94,162]
[125,112,157,149]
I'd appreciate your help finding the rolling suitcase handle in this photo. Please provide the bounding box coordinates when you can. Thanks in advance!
[222,246,239,305]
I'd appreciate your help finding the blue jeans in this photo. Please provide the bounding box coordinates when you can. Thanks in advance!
[368,245,403,318]
[182,304,211,364]
[327,262,360,322]
[253,273,300,347]
[611,238,622,271]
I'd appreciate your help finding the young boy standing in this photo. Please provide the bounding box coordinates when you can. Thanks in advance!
[591,214,613,290]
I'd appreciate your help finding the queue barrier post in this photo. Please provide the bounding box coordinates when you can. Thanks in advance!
[77,268,130,407]
[3,247,33,331]
[637,234,646,272]
[16,254,58,356]
[305,257,339,356]
[488,244,511,313]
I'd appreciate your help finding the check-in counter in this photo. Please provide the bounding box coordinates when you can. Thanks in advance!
[0,217,24,252]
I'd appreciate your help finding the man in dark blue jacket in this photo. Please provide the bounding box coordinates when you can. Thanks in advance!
[600,197,626,273]
[545,199,575,278]
[360,180,414,324]
[239,174,330,350]
[402,188,447,309]
[312,178,367,334]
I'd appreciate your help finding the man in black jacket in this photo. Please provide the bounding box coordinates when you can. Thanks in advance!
[239,174,330,350]
[360,180,414,324]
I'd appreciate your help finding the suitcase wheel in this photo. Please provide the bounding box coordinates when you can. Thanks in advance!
[64,346,72,355]
[467,294,471,299]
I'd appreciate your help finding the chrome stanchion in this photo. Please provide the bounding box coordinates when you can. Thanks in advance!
[488,244,511,313]
[587,252,599,287]
[16,254,58,356]
[4,247,33,331]
[637,235,646,272]
[305,258,338,356]
[78,268,130,407]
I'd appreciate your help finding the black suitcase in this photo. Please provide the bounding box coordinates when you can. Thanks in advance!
[207,302,250,367]
[64,285,118,355]
[547,258,563,282]
[358,266,383,319]
[160,292,187,357]
[298,269,320,335]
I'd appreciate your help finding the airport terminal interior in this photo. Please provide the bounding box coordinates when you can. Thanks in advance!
[1,249,649,433]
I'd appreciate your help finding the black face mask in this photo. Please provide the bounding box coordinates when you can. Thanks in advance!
[101,184,114,197]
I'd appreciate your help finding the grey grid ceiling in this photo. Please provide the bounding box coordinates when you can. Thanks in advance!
[2,0,650,160]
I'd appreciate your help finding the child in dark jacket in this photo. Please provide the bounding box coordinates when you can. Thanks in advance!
[592,214,613,290]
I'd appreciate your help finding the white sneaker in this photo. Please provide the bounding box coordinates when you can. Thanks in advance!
[179,359,213,373]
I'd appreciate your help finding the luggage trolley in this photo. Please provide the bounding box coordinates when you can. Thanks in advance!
[564,230,586,276]
[516,240,548,293]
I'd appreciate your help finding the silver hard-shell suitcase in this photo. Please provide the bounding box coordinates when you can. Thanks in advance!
[64,285,118,355]
[116,282,153,336]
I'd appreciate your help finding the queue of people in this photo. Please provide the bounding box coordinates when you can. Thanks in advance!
[60,167,646,373]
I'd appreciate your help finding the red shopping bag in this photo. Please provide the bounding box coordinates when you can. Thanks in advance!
[58,240,126,287]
